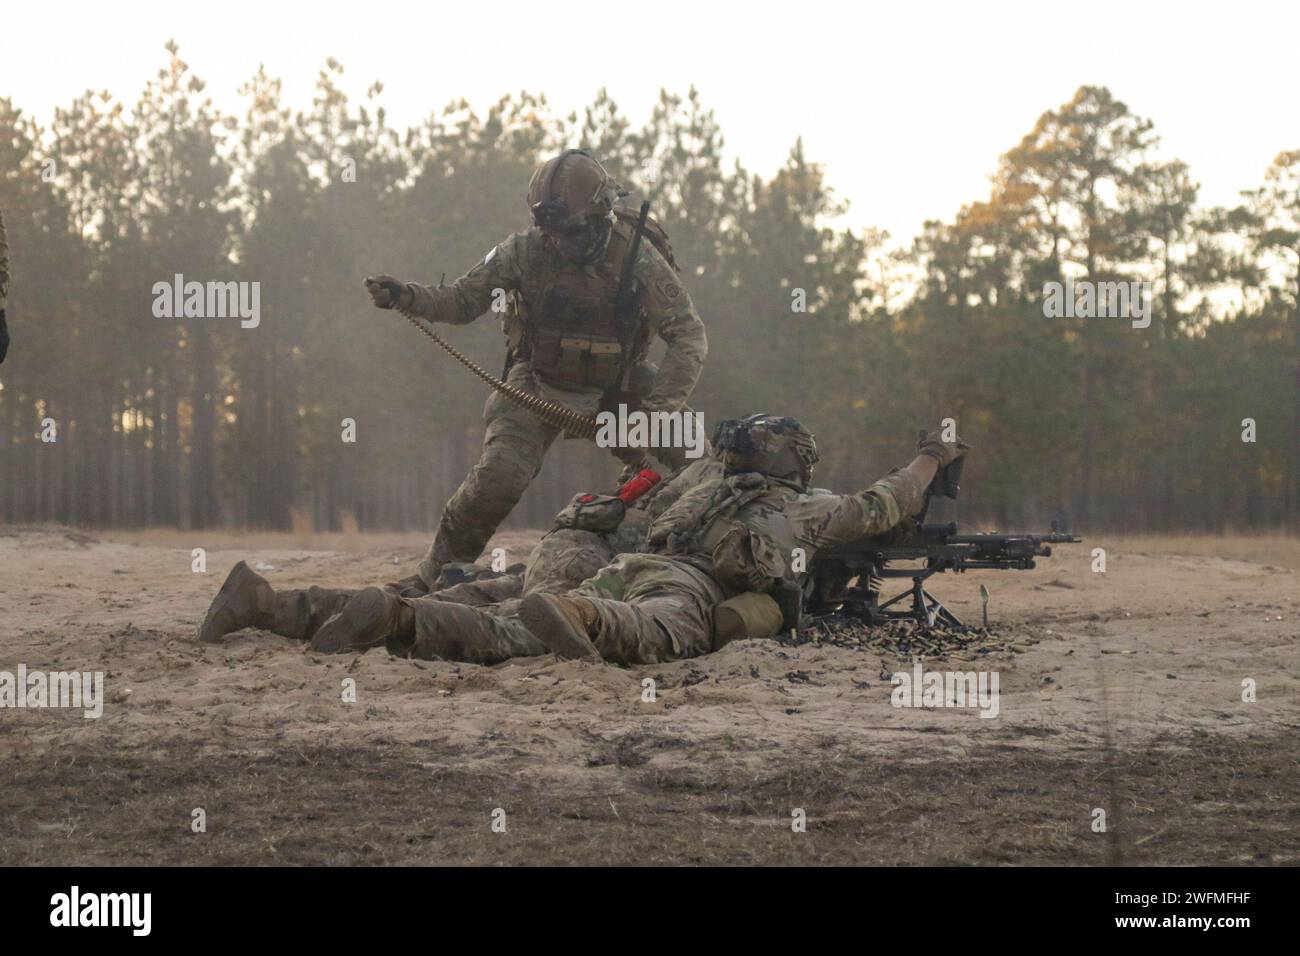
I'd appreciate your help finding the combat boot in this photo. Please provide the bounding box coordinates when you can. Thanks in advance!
[309,587,414,655]
[197,561,277,643]
[518,593,602,661]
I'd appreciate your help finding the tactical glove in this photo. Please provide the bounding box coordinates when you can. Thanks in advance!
[364,275,412,311]
[917,426,970,468]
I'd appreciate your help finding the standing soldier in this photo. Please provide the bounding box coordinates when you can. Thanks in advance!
[0,209,10,364]
[364,150,707,591]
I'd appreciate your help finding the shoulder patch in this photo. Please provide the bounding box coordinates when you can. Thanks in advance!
[656,276,683,301]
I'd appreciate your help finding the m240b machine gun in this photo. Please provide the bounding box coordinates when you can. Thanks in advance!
[805,455,1082,628]
[808,521,1082,628]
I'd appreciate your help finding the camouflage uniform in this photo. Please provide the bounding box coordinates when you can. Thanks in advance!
[196,562,527,649]
[567,467,928,664]
[521,453,722,595]
[197,451,723,657]
[198,403,960,671]
[391,461,925,666]
[405,220,707,586]
[273,573,544,664]
[196,442,933,668]
[388,454,725,663]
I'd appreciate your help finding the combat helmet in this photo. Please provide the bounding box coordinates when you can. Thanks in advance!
[712,414,820,489]
[527,149,621,263]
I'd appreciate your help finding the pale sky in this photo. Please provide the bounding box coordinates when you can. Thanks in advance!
[3,0,1296,244]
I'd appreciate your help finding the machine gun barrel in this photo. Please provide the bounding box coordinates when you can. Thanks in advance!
[806,522,1083,628]
[946,532,1082,545]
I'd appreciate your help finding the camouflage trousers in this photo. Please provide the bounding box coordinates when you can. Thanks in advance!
[258,530,615,662]
[417,361,700,586]
[400,551,724,666]
[571,553,724,664]
[393,528,613,663]
[268,575,525,645]
[267,528,722,666]
[418,362,606,585]
[522,527,615,595]
[393,595,542,664]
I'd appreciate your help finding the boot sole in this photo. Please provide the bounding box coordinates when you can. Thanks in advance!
[519,594,601,661]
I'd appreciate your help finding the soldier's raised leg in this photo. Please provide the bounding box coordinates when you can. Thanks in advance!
[418,363,562,585]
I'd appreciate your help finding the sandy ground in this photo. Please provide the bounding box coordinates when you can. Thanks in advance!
[0,525,1296,866]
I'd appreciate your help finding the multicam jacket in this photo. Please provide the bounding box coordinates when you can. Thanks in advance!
[647,468,929,593]
[404,219,706,413]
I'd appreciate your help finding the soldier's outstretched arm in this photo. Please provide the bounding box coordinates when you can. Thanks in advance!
[795,463,932,549]
[794,427,967,547]
[637,245,707,414]
[364,232,528,325]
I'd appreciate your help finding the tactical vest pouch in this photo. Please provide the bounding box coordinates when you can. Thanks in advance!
[554,493,627,533]
[528,267,628,389]
[532,330,625,390]
[649,473,773,556]
[708,522,786,593]
[713,591,784,648]
[558,337,588,381]
[587,339,623,385]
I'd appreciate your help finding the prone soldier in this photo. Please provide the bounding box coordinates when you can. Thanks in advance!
[195,418,966,665]
[195,447,723,653]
